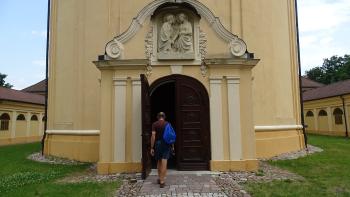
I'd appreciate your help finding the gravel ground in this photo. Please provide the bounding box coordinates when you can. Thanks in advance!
[266,144,323,161]
[27,152,85,165]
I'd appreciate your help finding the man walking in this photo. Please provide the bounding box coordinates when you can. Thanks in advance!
[150,112,173,188]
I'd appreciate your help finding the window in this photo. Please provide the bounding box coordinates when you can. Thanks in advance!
[306,111,314,117]
[318,110,327,116]
[0,113,10,131]
[16,114,26,121]
[31,115,38,121]
[333,108,343,125]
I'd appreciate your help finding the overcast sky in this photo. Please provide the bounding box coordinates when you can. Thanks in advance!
[0,0,350,90]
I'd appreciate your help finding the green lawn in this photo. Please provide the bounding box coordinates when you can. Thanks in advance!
[246,134,350,197]
[0,143,121,197]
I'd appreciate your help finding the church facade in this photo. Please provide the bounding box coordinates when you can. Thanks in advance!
[44,0,304,176]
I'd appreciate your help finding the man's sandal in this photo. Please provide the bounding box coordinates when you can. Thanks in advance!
[160,182,165,188]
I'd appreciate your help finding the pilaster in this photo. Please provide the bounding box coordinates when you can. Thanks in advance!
[11,111,16,138]
[227,76,242,160]
[313,109,318,131]
[26,112,31,137]
[131,78,142,162]
[327,107,333,132]
[113,77,127,162]
[209,77,224,160]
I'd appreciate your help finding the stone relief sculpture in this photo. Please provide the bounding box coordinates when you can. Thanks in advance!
[159,14,177,52]
[157,13,194,59]
[173,13,193,53]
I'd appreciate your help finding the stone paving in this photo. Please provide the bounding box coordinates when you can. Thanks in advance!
[137,170,227,197]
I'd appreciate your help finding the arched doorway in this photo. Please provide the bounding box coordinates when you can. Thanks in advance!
[141,74,211,177]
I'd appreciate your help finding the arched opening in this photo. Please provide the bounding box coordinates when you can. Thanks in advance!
[333,108,343,125]
[16,114,26,121]
[149,74,211,171]
[318,109,329,132]
[305,111,315,130]
[0,113,10,131]
[306,111,314,117]
[31,115,38,121]
[318,110,327,116]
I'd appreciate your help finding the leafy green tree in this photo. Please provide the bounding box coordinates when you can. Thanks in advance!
[305,55,350,84]
[0,73,13,88]
[306,55,350,84]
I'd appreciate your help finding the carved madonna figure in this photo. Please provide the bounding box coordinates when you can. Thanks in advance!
[158,14,177,52]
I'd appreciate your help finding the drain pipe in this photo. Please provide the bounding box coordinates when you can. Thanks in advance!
[41,0,51,155]
[341,96,349,138]
[294,0,308,148]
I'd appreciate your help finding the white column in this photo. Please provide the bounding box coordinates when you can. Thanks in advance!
[131,78,142,163]
[227,76,242,160]
[327,107,333,132]
[209,77,224,160]
[39,113,43,135]
[26,112,31,137]
[313,109,318,131]
[11,111,16,138]
[113,77,127,162]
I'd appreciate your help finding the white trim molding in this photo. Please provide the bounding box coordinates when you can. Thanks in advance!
[105,0,247,59]
[46,130,100,135]
[254,125,303,131]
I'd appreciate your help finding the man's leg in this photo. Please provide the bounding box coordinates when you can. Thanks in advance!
[157,160,161,181]
[159,159,168,183]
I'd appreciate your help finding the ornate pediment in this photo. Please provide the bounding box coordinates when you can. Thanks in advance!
[104,0,249,60]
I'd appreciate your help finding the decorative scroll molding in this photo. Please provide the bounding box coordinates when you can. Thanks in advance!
[145,27,154,60]
[199,29,207,60]
[199,28,208,76]
[106,39,124,59]
[105,0,248,59]
[144,27,154,77]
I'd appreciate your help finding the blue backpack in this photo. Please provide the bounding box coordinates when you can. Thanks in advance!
[163,123,176,144]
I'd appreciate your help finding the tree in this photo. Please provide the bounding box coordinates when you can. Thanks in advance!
[305,55,350,84]
[0,73,13,88]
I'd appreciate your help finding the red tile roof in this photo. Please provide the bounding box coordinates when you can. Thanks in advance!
[22,79,46,94]
[303,79,350,101]
[0,87,45,105]
[301,77,324,88]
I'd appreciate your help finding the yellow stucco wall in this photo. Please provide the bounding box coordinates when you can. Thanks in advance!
[0,101,44,146]
[46,0,304,165]
[304,94,350,137]
[44,134,99,162]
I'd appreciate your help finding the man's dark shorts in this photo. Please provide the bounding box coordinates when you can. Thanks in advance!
[155,140,171,160]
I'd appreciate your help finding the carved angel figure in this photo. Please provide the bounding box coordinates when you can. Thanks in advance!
[158,14,176,53]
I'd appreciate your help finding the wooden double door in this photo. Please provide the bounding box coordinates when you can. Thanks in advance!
[141,74,211,179]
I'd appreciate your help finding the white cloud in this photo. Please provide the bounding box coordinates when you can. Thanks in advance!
[31,30,47,38]
[299,0,350,33]
[298,0,350,74]
[32,59,46,67]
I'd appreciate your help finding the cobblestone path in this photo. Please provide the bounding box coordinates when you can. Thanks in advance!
[137,171,227,197]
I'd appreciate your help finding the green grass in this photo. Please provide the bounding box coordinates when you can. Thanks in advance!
[0,143,121,196]
[246,134,350,197]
